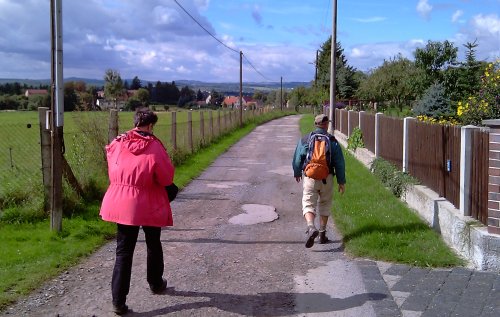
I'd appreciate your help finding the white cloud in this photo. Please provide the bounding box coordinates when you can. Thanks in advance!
[454,14,500,60]
[452,10,464,23]
[353,17,387,23]
[416,0,433,20]
[347,40,426,71]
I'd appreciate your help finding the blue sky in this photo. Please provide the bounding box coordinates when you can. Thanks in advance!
[0,0,498,83]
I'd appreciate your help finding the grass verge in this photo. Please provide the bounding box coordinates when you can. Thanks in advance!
[299,114,464,268]
[0,110,296,311]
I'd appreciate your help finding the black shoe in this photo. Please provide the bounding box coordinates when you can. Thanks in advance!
[150,278,168,294]
[305,226,319,248]
[112,303,129,315]
[319,231,329,244]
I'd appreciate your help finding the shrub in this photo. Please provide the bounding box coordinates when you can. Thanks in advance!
[370,157,417,197]
[457,60,500,126]
[347,127,364,152]
[413,82,452,119]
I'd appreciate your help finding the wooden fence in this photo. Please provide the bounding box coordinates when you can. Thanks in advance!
[378,115,404,170]
[360,112,375,153]
[335,109,490,225]
[471,129,489,224]
[407,121,461,208]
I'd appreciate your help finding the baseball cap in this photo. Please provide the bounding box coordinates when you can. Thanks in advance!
[314,114,329,125]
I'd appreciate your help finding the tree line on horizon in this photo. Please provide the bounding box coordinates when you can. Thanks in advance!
[287,36,499,126]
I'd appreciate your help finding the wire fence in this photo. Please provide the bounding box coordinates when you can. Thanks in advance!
[0,121,44,208]
[0,106,310,218]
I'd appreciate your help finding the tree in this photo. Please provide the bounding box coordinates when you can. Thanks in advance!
[443,41,484,102]
[130,76,142,90]
[196,89,203,101]
[357,54,424,110]
[177,86,195,108]
[209,89,224,106]
[414,40,458,88]
[153,81,180,105]
[413,82,452,119]
[104,69,124,108]
[252,90,267,104]
[63,82,78,111]
[135,88,150,106]
[288,86,308,109]
[316,38,358,100]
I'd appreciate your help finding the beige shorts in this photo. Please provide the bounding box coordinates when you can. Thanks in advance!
[302,174,334,217]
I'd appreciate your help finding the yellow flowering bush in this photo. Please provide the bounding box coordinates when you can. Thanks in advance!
[417,115,459,125]
[457,60,500,125]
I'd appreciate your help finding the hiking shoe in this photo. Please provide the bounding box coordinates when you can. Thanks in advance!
[112,303,129,315]
[305,226,319,248]
[319,231,329,244]
[150,278,167,294]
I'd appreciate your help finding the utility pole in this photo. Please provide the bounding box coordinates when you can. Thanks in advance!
[328,0,337,134]
[239,51,243,126]
[280,76,283,111]
[315,50,319,85]
[50,0,64,231]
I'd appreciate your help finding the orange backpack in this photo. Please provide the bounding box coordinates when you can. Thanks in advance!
[303,132,331,180]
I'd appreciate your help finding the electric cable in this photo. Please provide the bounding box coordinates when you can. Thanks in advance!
[173,0,239,54]
[172,0,278,82]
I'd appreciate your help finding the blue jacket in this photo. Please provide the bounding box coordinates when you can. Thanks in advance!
[292,128,346,184]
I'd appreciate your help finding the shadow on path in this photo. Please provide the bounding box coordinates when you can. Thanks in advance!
[128,287,387,316]
[137,237,345,249]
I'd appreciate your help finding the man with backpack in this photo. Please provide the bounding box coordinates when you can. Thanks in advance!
[292,114,346,248]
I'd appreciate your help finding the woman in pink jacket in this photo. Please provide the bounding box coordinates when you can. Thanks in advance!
[100,107,174,315]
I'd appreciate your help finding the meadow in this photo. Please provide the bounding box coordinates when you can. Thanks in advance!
[0,107,264,222]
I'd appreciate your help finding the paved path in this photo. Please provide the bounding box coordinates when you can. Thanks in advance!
[2,115,499,317]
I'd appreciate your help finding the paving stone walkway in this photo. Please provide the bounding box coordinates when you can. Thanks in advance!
[358,261,500,316]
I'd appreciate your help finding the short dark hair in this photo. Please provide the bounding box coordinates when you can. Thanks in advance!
[134,107,158,127]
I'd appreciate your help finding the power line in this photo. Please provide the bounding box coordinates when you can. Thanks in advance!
[242,54,276,82]
[173,0,238,54]
[172,0,277,82]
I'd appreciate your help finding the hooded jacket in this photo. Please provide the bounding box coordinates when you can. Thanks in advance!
[100,128,174,227]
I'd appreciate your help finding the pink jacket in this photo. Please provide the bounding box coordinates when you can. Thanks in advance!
[100,129,174,227]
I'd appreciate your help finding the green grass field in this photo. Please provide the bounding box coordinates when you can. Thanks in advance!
[0,108,254,217]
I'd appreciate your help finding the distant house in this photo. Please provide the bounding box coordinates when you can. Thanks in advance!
[222,96,259,109]
[24,89,48,97]
[222,96,244,108]
[95,89,138,110]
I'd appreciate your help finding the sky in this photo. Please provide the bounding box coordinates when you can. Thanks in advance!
[0,0,499,84]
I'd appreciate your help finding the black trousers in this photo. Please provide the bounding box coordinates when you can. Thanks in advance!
[111,224,164,305]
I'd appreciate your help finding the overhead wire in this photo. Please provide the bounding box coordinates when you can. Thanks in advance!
[242,54,275,82]
[172,0,278,82]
